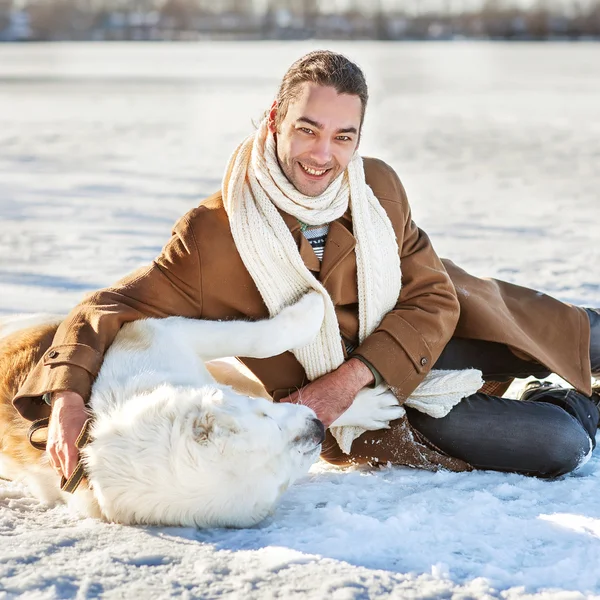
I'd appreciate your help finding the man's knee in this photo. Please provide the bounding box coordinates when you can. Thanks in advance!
[536,411,592,478]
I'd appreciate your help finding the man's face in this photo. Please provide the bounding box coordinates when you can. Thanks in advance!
[269,83,362,197]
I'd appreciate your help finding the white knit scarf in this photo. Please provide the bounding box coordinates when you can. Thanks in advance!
[222,120,482,453]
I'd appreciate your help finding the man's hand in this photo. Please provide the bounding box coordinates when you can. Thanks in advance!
[281,358,374,428]
[46,391,88,479]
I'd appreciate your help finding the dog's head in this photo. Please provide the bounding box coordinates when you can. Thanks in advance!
[83,385,324,528]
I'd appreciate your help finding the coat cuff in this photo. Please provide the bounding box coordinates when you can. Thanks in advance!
[349,354,383,388]
[351,326,432,401]
[13,362,94,421]
[41,343,103,373]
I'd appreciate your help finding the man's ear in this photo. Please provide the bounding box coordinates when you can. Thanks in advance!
[267,100,278,134]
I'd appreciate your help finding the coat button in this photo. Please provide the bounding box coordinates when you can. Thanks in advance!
[420,357,428,366]
[48,350,58,359]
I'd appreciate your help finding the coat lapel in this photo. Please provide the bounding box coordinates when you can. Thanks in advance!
[279,207,357,284]
[280,211,321,273]
[319,211,356,286]
[279,208,356,291]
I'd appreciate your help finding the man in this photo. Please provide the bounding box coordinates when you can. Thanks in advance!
[12,51,600,481]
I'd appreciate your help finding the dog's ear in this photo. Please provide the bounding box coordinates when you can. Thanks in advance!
[191,409,241,445]
[192,413,215,444]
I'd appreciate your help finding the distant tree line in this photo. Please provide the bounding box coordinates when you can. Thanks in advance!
[1,0,600,42]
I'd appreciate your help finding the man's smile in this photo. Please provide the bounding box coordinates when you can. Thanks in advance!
[298,161,332,179]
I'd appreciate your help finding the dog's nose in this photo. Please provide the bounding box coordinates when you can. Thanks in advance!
[311,418,326,445]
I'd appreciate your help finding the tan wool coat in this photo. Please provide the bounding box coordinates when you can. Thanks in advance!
[12,158,592,471]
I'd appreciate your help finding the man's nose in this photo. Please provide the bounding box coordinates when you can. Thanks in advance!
[309,138,332,165]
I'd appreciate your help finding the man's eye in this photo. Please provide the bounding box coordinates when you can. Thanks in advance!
[300,127,314,135]
[337,136,352,142]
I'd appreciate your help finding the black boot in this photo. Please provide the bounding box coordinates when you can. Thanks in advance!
[519,380,562,402]
[519,379,600,437]
[521,379,600,406]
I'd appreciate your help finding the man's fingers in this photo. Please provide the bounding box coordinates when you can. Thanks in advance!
[63,446,80,479]
[46,442,62,474]
[50,443,79,479]
[54,438,80,479]
[56,445,69,478]
[45,393,88,480]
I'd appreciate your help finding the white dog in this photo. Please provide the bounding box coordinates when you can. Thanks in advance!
[1,292,404,528]
[0,294,327,528]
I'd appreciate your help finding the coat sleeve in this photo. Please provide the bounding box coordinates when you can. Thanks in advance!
[351,160,460,402]
[13,210,204,419]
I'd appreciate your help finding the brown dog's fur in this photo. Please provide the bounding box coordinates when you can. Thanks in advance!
[0,324,57,483]
[206,360,270,400]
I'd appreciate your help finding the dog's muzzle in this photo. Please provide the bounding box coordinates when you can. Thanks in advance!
[300,418,325,452]
[312,418,326,444]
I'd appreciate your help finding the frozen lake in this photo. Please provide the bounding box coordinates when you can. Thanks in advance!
[1,41,599,313]
[1,41,600,599]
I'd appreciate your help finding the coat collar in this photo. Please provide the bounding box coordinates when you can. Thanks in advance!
[279,207,356,283]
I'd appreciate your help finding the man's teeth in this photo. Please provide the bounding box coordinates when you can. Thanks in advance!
[300,163,328,176]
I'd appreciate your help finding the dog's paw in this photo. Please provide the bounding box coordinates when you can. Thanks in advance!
[276,291,325,349]
[330,385,406,430]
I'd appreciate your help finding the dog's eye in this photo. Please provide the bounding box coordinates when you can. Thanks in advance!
[259,412,282,430]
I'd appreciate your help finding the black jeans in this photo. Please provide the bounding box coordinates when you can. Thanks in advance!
[405,337,599,478]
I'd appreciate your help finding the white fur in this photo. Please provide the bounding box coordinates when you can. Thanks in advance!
[5,293,328,528]
[331,385,406,431]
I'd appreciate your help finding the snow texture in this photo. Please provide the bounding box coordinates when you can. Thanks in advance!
[1,41,599,599]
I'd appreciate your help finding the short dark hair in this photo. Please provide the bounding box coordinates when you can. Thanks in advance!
[273,50,368,130]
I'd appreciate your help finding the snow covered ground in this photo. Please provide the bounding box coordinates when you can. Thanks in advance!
[1,41,599,599]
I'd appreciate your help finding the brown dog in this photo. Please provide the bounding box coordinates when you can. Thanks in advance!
[0,322,59,500]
